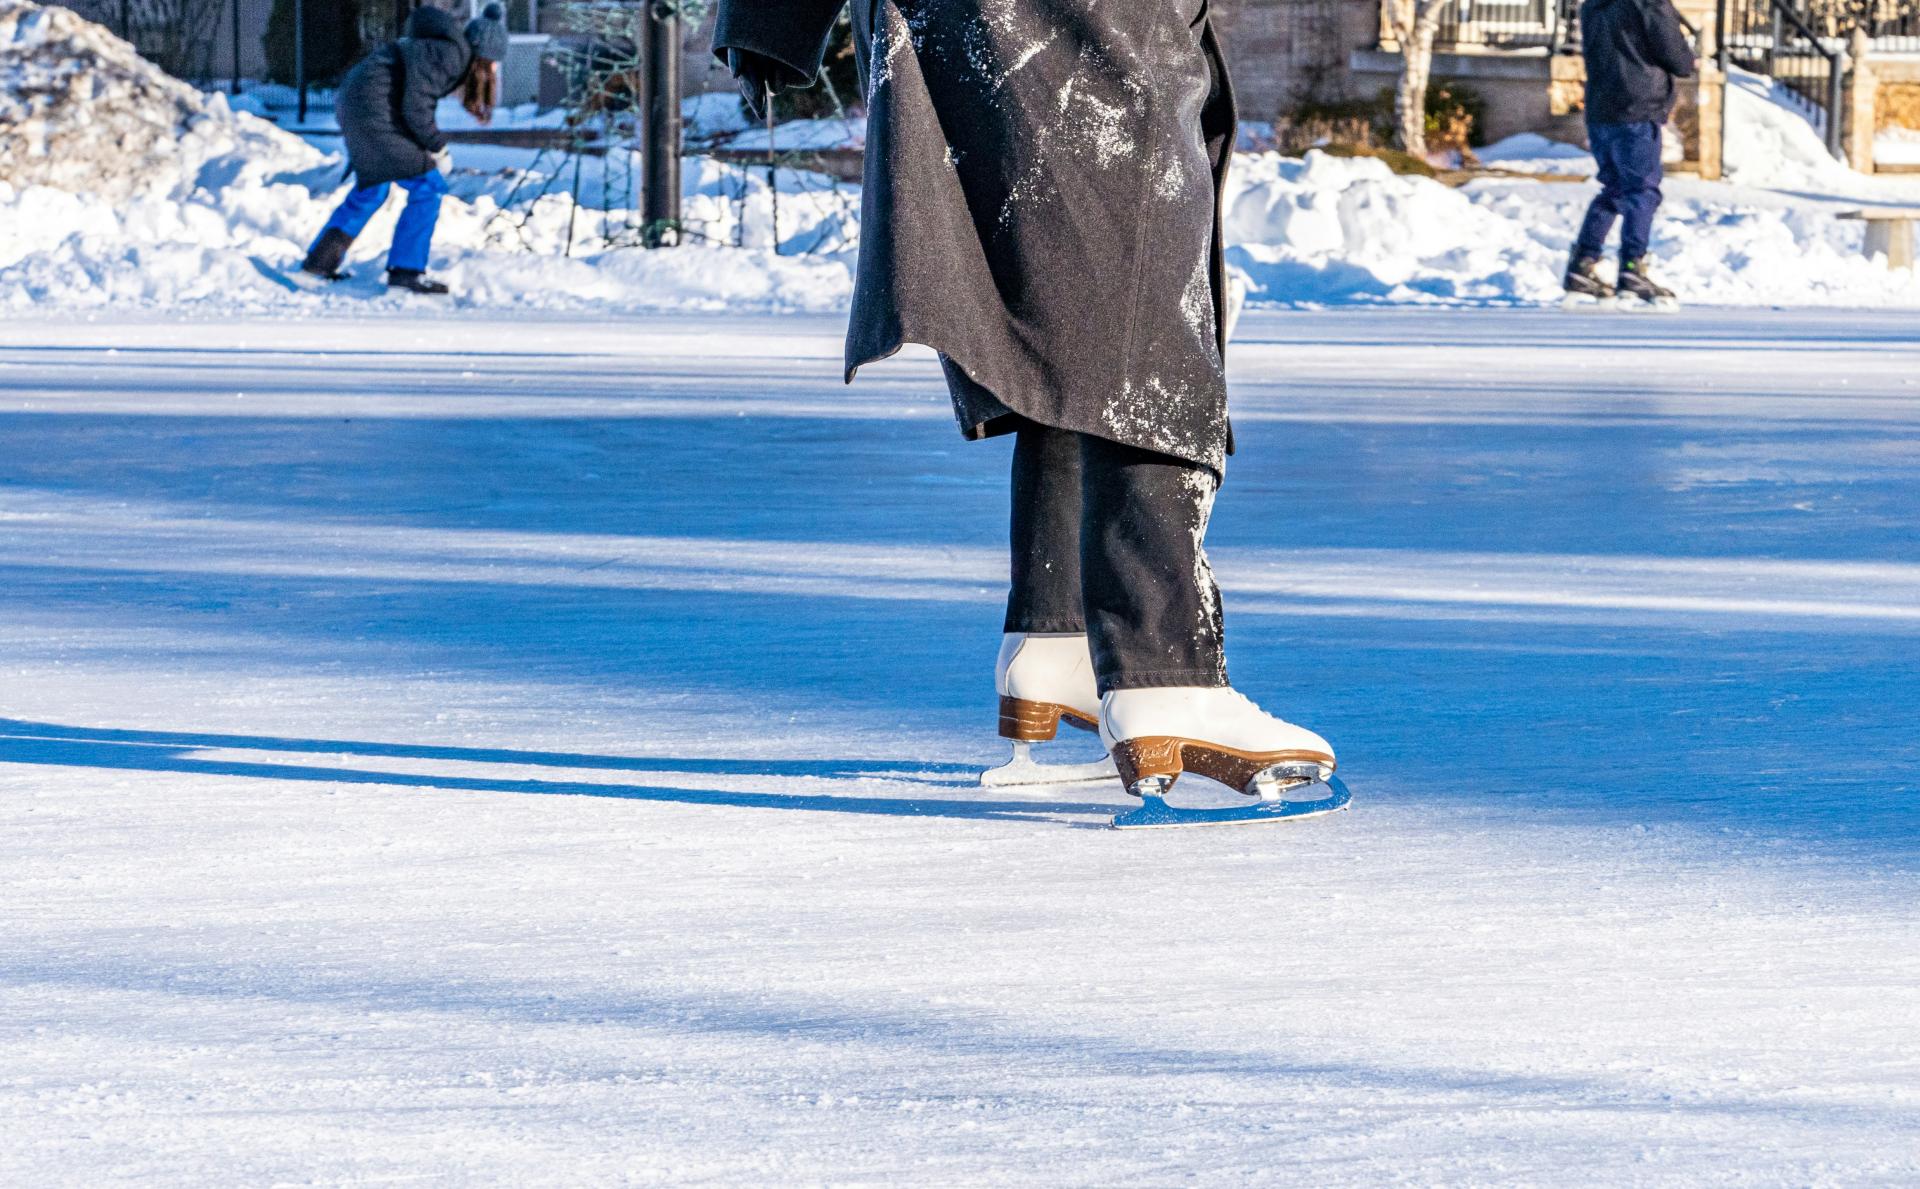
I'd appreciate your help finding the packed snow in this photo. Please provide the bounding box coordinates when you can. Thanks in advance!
[1,307,1916,1183]
[1474,131,1597,175]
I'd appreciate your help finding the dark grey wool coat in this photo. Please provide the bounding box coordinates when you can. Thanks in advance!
[713,0,1239,475]
[337,7,472,187]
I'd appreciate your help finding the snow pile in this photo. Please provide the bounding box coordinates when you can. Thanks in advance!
[1875,125,1920,167]
[1721,68,1858,189]
[1475,132,1596,176]
[3,0,1920,315]
[0,0,324,201]
[0,1,855,311]
[0,143,859,311]
[724,114,866,152]
[1224,152,1563,304]
[683,91,756,145]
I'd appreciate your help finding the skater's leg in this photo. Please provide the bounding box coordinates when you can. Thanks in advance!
[1006,418,1087,634]
[1572,124,1628,261]
[1078,435,1228,692]
[303,182,391,277]
[1078,435,1337,810]
[1613,121,1665,264]
[982,416,1106,783]
[388,170,449,273]
[311,181,391,249]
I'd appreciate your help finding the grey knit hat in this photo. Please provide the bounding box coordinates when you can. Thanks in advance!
[465,3,509,62]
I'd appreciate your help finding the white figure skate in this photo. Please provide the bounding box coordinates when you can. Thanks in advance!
[979,632,1118,788]
[1099,687,1349,829]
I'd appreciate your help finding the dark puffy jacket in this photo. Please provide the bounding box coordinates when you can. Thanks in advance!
[1581,0,1696,125]
[336,6,473,186]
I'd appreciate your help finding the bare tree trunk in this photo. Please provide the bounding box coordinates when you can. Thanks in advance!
[1388,0,1449,159]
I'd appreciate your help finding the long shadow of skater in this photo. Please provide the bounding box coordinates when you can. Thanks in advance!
[0,720,1116,825]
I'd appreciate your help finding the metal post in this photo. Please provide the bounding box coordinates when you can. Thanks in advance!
[1827,45,1845,159]
[295,0,307,125]
[119,0,130,40]
[396,0,410,39]
[1767,1,1780,76]
[231,0,242,93]
[642,1,683,248]
[1718,0,1731,172]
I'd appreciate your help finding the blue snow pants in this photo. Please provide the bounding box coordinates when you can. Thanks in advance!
[310,169,448,272]
[1573,120,1664,264]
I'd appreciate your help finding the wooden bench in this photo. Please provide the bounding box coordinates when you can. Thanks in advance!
[1838,208,1920,269]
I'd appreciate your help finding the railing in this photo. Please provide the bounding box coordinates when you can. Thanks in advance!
[1431,0,1565,50]
[1718,0,1846,157]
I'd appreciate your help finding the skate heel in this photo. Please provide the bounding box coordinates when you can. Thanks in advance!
[998,696,1095,742]
[1111,736,1188,797]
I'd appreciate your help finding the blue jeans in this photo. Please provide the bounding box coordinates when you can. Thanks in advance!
[310,170,447,273]
[1574,121,1663,263]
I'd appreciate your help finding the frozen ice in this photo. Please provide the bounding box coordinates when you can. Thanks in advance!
[0,307,1915,1182]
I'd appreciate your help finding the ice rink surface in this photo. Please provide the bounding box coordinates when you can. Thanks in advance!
[2,308,1916,1184]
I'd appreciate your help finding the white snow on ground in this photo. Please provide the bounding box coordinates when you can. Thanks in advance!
[8,0,1920,313]
[1875,124,1920,166]
[724,113,867,151]
[1474,131,1598,175]
[1,307,1916,1183]
[0,0,856,311]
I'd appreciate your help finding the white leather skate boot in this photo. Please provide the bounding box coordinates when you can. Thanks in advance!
[1100,687,1336,802]
[979,632,1116,787]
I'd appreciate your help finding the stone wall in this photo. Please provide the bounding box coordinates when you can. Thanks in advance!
[1348,48,1565,145]
[1869,56,1920,133]
[1208,0,1380,119]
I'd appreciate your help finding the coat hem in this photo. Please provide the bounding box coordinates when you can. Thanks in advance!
[846,334,1226,479]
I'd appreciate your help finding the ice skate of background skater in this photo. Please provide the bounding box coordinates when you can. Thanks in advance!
[714,0,1347,827]
[298,4,507,296]
[1565,0,1695,310]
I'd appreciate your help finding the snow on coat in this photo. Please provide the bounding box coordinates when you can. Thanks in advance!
[336,6,472,188]
[713,0,1239,475]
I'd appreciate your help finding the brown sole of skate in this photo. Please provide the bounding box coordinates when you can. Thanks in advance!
[998,696,1098,742]
[1111,736,1336,797]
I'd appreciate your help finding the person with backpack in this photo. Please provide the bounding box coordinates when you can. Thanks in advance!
[300,4,509,295]
[1564,0,1697,306]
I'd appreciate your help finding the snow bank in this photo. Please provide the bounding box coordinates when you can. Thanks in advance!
[0,0,323,202]
[5,0,1920,313]
[1224,152,1563,304]
[0,143,859,312]
[1722,67,1858,189]
[724,115,866,152]
[1475,132,1596,176]
[0,0,856,311]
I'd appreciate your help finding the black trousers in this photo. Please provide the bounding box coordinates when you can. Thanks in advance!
[1001,418,1229,693]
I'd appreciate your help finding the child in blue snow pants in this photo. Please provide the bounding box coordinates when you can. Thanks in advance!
[309,170,449,277]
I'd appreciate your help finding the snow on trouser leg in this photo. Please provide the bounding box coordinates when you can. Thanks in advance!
[981,420,1229,789]
[1077,433,1228,693]
[386,169,448,274]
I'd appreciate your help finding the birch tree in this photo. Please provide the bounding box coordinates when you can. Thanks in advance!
[1384,0,1452,157]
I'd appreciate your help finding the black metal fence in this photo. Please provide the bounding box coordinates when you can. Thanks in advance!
[1431,0,1567,49]
[1719,0,1847,155]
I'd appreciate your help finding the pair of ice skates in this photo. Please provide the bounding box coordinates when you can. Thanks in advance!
[1562,255,1679,312]
[983,633,1350,830]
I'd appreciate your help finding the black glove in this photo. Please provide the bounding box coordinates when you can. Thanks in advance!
[727,48,783,121]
